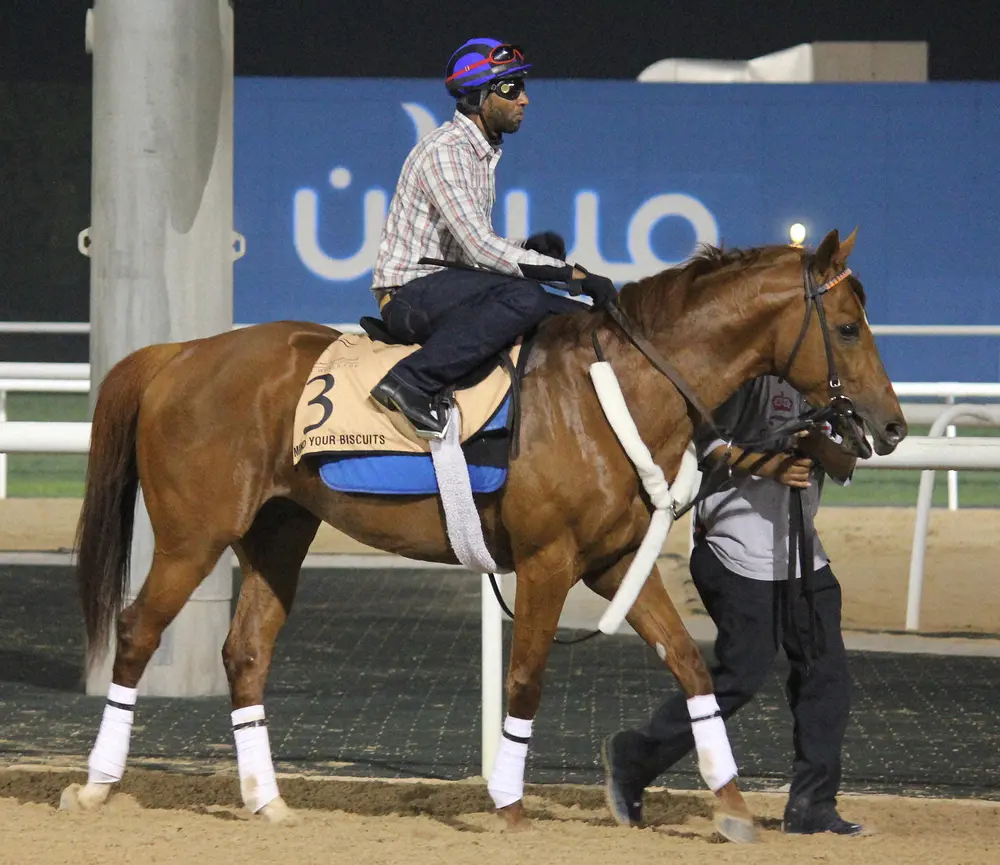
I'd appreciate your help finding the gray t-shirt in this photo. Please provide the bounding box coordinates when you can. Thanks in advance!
[693,376,841,581]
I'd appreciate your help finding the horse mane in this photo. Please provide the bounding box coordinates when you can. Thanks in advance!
[617,243,866,329]
[535,242,865,349]
[616,244,787,333]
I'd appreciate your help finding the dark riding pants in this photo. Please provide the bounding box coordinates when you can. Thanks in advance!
[379,268,587,396]
[625,541,851,810]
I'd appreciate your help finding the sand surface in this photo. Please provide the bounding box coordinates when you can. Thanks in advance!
[1,768,998,865]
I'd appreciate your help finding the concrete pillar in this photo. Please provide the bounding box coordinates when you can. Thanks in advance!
[83,0,235,697]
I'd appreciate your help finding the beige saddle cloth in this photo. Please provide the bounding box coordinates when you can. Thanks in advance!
[293,334,518,464]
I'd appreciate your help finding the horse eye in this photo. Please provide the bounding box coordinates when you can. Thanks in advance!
[838,322,861,340]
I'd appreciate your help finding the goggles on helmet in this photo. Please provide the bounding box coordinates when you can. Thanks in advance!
[446,44,525,85]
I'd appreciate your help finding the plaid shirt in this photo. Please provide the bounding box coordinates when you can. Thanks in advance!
[371,111,565,289]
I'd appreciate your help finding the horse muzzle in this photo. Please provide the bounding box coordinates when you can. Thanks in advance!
[848,409,908,458]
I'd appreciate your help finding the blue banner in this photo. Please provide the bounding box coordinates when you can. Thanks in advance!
[234,80,1000,382]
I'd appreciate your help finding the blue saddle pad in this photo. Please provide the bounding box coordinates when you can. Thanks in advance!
[317,396,510,495]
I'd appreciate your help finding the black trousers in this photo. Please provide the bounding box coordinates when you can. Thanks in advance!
[629,541,851,810]
[379,268,586,396]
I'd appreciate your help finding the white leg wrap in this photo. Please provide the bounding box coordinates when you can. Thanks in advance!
[87,683,137,784]
[487,715,532,809]
[232,705,280,813]
[688,694,739,792]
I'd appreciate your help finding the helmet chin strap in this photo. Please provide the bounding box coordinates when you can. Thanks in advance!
[458,89,502,144]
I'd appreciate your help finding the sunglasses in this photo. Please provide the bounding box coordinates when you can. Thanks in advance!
[491,78,526,100]
[446,43,526,83]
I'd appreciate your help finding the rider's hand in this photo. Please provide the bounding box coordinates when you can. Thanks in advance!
[571,265,618,309]
[582,273,618,308]
[523,231,566,260]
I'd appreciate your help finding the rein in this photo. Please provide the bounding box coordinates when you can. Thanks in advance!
[598,254,857,464]
[486,573,602,644]
[417,253,855,651]
[597,304,719,435]
[600,255,853,669]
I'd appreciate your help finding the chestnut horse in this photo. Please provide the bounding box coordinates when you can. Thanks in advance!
[61,230,905,839]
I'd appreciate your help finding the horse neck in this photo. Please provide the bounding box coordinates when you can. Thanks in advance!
[612,267,796,444]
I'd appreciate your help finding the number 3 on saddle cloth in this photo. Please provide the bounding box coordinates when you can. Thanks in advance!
[292,331,517,495]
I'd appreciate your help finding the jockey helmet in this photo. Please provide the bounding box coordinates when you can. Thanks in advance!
[445,39,530,111]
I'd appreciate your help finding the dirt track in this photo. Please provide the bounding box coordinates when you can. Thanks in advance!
[1,768,998,865]
[3,504,999,863]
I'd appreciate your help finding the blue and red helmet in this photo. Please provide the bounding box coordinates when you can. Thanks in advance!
[445,38,531,102]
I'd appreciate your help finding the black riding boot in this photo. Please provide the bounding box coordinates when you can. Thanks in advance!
[370,370,448,439]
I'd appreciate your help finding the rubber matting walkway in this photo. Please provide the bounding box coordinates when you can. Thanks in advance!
[1,564,997,799]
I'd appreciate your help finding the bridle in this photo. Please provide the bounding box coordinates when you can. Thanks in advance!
[774,255,861,445]
[598,251,864,459]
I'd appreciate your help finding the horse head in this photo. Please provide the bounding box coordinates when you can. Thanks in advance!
[772,228,907,457]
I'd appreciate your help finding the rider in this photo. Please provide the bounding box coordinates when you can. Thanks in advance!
[369,38,617,438]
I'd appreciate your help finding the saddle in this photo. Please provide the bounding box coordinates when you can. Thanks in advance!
[292,330,524,495]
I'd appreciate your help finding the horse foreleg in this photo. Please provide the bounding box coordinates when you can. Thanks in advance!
[61,547,223,813]
[586,558,757,843]
[224,499,319,824]
[488,548,574,828]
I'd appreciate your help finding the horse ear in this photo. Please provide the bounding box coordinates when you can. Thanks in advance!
[838,226,859,261]
[814,229,841,273]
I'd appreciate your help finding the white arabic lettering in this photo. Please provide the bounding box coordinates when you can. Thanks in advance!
[293,166,388,281]
[292,103,721,283]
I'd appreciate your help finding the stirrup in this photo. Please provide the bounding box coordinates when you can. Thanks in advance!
[416,395,454,441]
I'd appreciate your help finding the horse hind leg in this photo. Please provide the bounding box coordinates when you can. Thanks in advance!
[224,498,320,823]
[585,559,757,844]
[60,544,226,813]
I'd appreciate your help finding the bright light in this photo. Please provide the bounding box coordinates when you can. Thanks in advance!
[789,223,807,245]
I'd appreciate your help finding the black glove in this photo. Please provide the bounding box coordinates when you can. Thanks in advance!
[523,231,566,260]
[572,266,618,309]
[518,261,574,285]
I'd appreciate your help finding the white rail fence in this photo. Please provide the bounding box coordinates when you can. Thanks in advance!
[2,359,999,623]
[3,362,999,501]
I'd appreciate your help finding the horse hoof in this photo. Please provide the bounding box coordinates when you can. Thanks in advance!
[59,782,112,812]
[258,797,300,825]
[714,811,758,844]
[497,800,531,830]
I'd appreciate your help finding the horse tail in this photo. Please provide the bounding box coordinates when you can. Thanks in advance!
[77,343,183,670]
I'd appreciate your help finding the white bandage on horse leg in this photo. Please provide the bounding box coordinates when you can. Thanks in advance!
[687,694,739,792]
[487,715,533,809]
[232,705,280,813]
[87,683,137,784]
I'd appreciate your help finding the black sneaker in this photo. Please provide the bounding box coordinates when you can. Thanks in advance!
[783,803,864,836]
[370,374,448,439]
[601,732,646,827]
